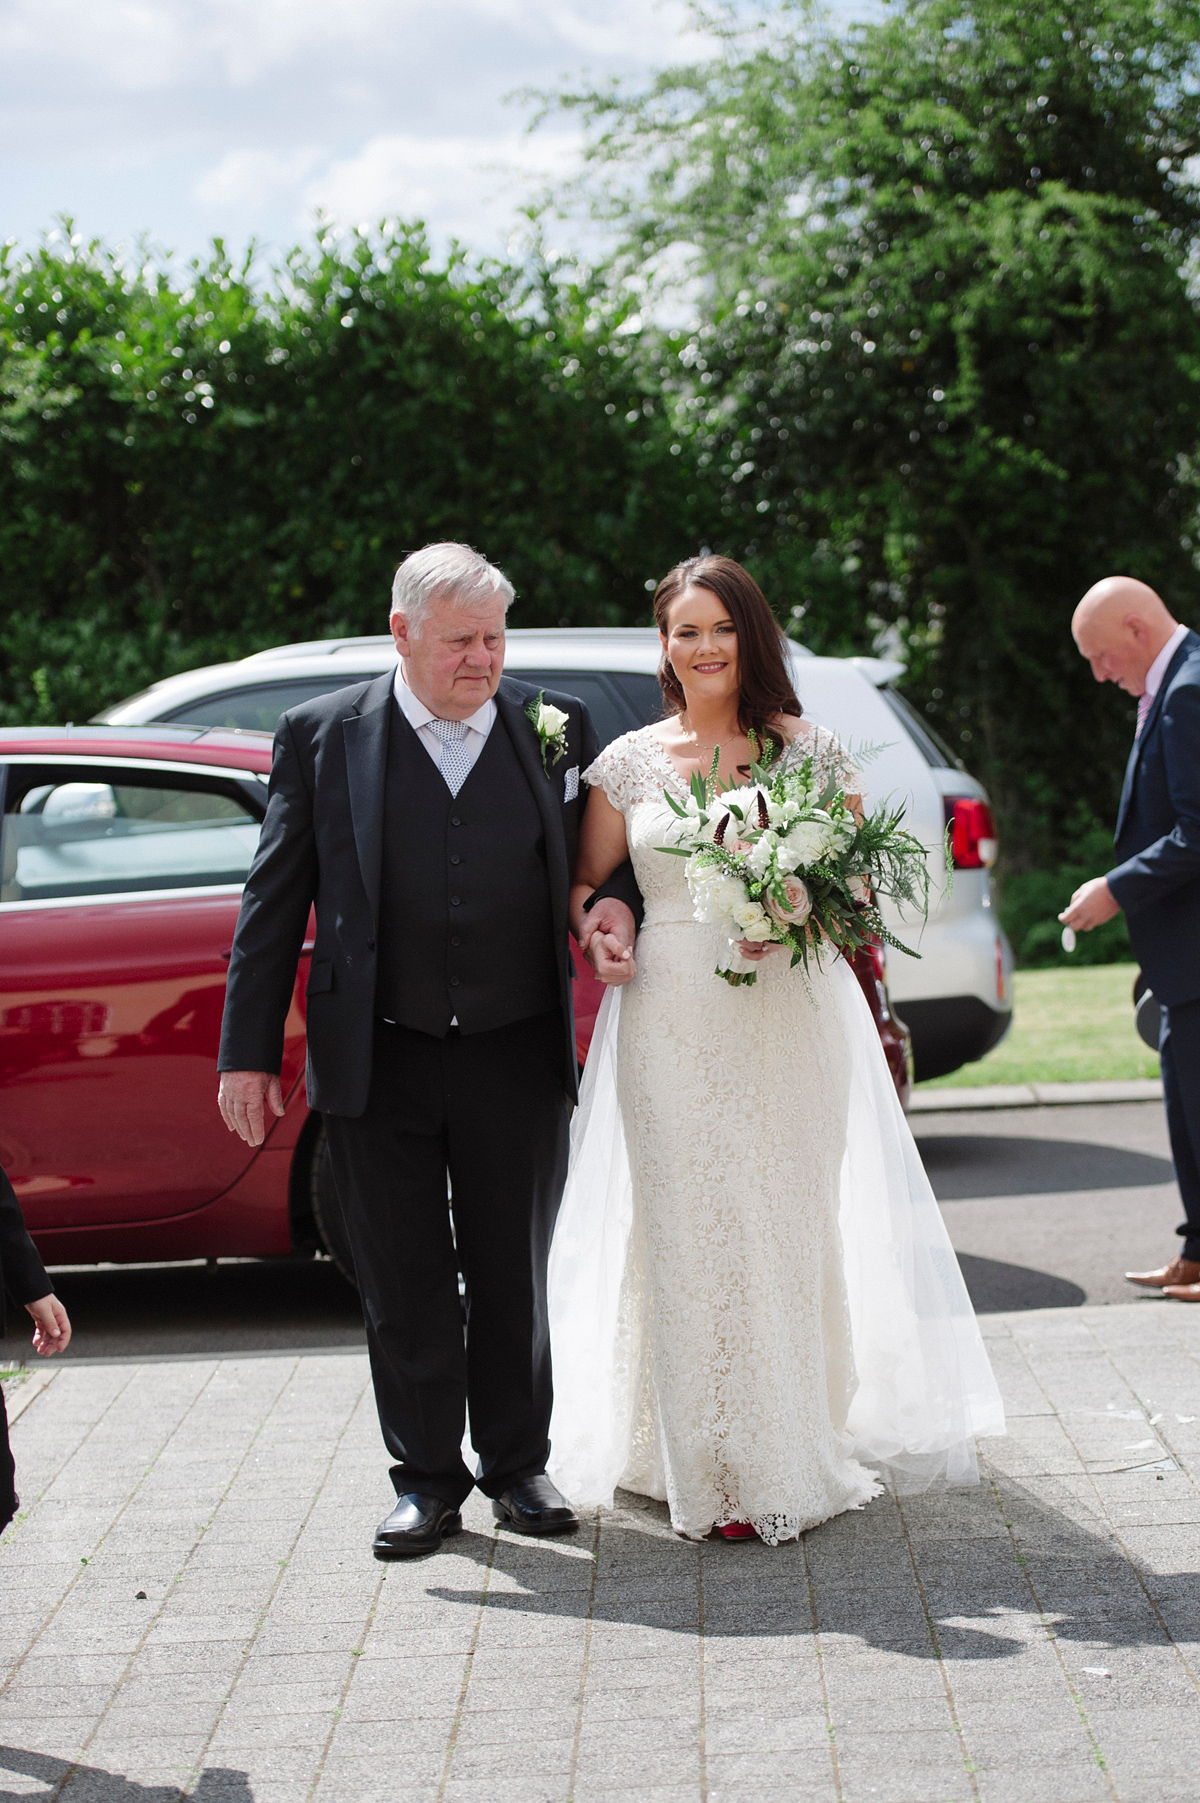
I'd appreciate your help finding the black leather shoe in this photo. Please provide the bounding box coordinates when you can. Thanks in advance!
[373,1493,463,1560]
[492,1474,578,1536]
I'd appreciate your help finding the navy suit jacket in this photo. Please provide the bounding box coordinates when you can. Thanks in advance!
[1108,629,1200,1008]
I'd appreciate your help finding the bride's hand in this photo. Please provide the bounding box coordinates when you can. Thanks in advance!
[586,932,637,986]
[736,939,783,961]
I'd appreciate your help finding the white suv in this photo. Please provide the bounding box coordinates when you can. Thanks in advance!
[98,629,1013,1081]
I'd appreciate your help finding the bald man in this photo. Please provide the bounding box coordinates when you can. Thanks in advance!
[1064,577,1200,1298]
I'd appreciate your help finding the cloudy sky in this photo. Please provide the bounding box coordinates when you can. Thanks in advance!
[0,0,733,271]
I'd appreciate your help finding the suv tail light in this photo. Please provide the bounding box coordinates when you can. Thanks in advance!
[944,797,998,869]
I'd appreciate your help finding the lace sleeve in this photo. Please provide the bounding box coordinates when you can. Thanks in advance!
[783,723,864,797]
[583,730,654,816]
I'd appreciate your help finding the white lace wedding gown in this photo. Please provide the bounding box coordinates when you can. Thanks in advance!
[547,723,1004,1543]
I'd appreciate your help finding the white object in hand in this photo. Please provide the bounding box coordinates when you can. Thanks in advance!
[1061,926,1077,954]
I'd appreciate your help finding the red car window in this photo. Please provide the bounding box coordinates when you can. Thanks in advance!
[2,766,260,902]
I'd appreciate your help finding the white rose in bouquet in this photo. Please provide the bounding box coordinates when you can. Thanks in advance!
[732,899,774,942]
[688,862,745,926]
[746,833,777,880]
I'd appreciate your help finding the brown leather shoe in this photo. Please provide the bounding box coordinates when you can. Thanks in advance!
[1164,1283,1200,1302]
[1125,1257,1200,1290]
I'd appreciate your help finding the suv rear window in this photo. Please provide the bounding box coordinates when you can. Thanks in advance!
[508,669,664,748]
[878,687,963,770]
[164,676,380,732]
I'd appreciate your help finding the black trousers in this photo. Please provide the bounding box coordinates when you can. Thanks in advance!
[326,1010,570,1509]
[1162,997,1200,1263]
[1,1384,16,1534]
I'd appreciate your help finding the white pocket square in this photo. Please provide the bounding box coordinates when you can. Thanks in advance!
[564,765,580,802]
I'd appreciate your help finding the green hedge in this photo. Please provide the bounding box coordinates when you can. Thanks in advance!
[0,227,702,727]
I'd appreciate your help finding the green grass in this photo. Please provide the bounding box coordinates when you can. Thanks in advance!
[915,963,1160,1090]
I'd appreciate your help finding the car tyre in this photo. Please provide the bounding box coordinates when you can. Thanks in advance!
[310,1121,358,1287]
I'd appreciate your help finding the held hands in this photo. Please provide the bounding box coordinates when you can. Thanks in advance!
[580,896,637,987]
[218,1071,286,1146]
[25,1293,71,1357]
[1058,877,1120,933]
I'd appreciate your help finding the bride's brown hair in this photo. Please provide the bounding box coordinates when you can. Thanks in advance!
[652,555,802,757]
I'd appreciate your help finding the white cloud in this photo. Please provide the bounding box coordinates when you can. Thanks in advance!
[302,128,582,243]
[194,145,322,208]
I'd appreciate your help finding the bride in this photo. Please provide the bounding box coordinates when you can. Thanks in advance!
[550,554,1004,1544]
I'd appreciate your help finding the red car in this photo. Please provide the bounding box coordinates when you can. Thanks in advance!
[0,725,908,1276]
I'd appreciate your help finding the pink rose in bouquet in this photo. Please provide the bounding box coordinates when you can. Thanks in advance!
[764,874,812,926]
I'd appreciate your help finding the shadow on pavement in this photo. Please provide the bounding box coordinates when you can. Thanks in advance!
[955,1252,1086,1313]
[918,1135,1174,1201]
[0,1745,251,1799]
[1,1258,365,1360]
[422,1479,1196,1663]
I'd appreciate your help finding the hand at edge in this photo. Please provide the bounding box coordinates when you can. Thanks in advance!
[1058,877,1120,932]
[25,1293,71,1357]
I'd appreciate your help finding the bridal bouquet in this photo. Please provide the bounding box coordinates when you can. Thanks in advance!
[658,740,930,986]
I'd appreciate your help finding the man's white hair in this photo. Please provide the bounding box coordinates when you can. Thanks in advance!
[390,542,514,628]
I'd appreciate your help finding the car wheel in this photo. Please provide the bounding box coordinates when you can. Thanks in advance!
[309,1121,358,1287]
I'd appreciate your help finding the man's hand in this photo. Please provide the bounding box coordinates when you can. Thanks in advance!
[586,932,637,986]
[218,1071,286,1146]
[1059,876,1121,932]
[579,896,637,987]
[25,1293,71,1357]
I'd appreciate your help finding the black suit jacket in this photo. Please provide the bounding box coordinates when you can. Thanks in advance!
[217,672,599,1115]
[1,1167,51,1335]
[1108,630,1200,1008]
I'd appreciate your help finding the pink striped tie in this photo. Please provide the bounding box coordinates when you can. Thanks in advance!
[1135,692,1152,739]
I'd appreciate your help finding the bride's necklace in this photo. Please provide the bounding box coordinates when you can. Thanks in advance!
[676,716,742,775]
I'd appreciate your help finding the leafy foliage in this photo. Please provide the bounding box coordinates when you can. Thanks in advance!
[552,0,1200,876]
[0,225,701,726]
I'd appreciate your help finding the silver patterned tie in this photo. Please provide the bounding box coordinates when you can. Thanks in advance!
[1135,691,1152,739]
[427,716,471,795]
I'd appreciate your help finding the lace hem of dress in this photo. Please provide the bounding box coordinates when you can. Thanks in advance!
[692,1465,883,1545]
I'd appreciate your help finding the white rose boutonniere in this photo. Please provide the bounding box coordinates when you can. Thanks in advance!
[526,691,570,774]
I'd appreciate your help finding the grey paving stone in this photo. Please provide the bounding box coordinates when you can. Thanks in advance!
[703,1712,830,1753]
[970,1768,1114,1803]
[447,1744,575,1785]
[835,1763,975,1802]
[195,1745,325,1782]
[572,1789,704,1803]
[573,1745,702,1786]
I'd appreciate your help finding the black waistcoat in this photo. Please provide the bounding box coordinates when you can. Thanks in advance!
[374,699,560,1036]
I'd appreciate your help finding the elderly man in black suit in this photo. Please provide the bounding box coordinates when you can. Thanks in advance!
[1063,576,1200,1298]
[2,1167,72,1532]
[217,543,638,1558]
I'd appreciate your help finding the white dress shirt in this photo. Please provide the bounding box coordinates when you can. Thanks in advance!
[392,658,496,779]
[1143,621,1190,707]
